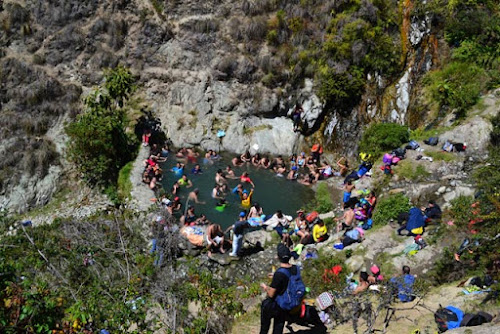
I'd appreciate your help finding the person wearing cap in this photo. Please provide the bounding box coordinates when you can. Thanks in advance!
[229,212,250,257]
[240,188,254,210]
[259,244,297,334]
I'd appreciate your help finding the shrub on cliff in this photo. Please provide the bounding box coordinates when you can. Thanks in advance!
[372,193,411,226]
[66,66,137,186]
[359,123,409,158]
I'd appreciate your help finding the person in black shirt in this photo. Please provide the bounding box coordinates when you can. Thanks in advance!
[229,212,250,257]
[423,200,442,220]
[259,244,296,334]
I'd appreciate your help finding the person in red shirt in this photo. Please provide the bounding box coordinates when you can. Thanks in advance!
[240,172,255,187]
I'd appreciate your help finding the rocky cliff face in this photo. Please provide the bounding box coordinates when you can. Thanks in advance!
[0,0,445,211]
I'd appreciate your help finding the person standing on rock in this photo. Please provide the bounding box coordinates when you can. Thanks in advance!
[229,212,250,257]
[292,103,303,132]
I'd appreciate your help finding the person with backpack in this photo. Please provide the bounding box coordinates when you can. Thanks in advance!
[260,244,306,334]
[390,265,416,302]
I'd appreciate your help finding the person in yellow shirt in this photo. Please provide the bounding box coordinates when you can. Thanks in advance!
[312,219,329,243]
[240,188,254,209]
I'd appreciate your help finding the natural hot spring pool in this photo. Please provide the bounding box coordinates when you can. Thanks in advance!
[161,154,315,229]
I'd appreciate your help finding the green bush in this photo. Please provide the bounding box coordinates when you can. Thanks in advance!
[372,193,410,226]
[310,182,334,213]
[359,123,409,158]
[395,161,431,181]
[448,195,475,228]
[318,66,366,111]
[66,66,137,186]
[425,62,487,117]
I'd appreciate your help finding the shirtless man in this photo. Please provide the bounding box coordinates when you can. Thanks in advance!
[335,206,355,233]
[343,180,355,208]
[188,188,205,204]
[206,224,225,256]
[215,169,228,186]
[225,165,237,179]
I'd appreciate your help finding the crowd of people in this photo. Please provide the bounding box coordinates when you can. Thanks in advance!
[142,132,455,333]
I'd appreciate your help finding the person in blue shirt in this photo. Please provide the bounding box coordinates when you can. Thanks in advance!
[191,164,203,175]
[390,265,416,302]
[171,162,184,177]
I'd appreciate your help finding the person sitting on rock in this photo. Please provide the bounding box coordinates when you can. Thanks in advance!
[335,205,355,234]
[422,200,442,221]
[341,227,364,247]
[240,151,251,163]
[312,219,329,243]
[251,153,261,166]
[297,152,306,168]
[180,206,197,226]
[294,211,312,245]
[390,265,416,302]
[259,157,271,169]
[343,181,355,209]
[206,224,226,256]
[248,202,264,218]
[353,272,370,295]
[172,196,182,212]
[336,156,349,177]
[368,265,384,284]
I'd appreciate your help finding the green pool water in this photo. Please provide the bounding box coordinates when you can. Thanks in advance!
[160,155,315,229]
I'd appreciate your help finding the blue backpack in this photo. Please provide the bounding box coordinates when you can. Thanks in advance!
[434,305,464,332]
[276,267,306,311]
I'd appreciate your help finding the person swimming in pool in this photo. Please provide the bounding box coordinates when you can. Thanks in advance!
[240,172,255,187]
[232,156,244,166]
[225,165,237,179]
[240,188,254,209]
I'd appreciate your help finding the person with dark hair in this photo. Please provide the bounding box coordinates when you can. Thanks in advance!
[423,200,442,220]
[259,244,298,334]
[188,188,205,204]
[390,265,416,302]
[343,181,355,208]
[353,272,370,295]
[292,103,303,132]
[229,212,250,257]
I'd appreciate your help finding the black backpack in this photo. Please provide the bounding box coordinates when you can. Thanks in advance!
[434,306,463,333]
[461,312,493,327]
[424,137,439,146]
[392,147,406,158]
